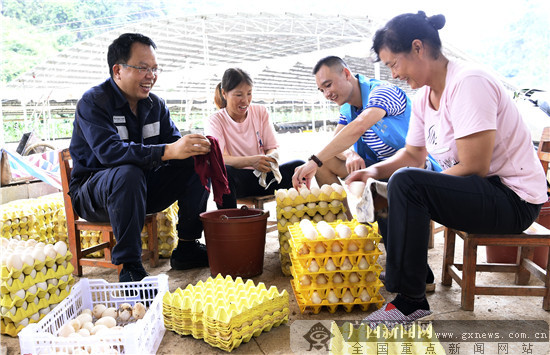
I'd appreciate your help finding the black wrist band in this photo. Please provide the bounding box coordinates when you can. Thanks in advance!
[309,154,323,167]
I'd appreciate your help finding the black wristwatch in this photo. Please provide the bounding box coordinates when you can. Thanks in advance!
[309,154,323,167]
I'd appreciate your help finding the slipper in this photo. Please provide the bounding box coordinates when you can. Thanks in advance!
[364,302,432,330]
[379,271,436,293]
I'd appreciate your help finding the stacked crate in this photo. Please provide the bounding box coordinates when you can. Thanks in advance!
[275,184,348,275]
[0,239,75,336]
[162,274,289,352]
[288,219,385,314]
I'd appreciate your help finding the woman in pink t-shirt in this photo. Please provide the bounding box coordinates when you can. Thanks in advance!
[205,68,304,209]
[346,11,547,325]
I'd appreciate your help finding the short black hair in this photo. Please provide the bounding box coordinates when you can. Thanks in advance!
[372,11,446,61]
[107,33,157,77]
[312,56,349,75]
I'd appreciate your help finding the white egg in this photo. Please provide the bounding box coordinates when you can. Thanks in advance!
[312,214,323,222]
[21,301,28,310]
[36,281,48,290]
[317,221,335,239]
[341,257,353,270]
[30,312,40,321]
[354,224,369,238]
[320,184,334,196]
[342,290,355,303]
[316,274,327,285]
[336,224,352,239]
[39,306,50,315]
[299,187,310,199]
[311,291,322,304]
[318,201,329,208]
[6,253,23,271]
[298,244,310,255]
[275,189,287,200]
[310,186,322,197]
[308,260,320,273]
[11,289,25,300]
[59,324,75,337]
[299,275,311,286]
[349,272,360,283]
[101,307,117,319]
[327,290,339,304]
[366,272,377,283]
[337,213,348,221]
[360,289,371,302]
[92,304,107,319]
[331,242,343,253]
[330,200,341,207]
[95,316,116,328]
[27,284,37,295]
[333,273,344,284]
[43,244,57,259]
[53,241,68,257]
[60,275,69,282]
[306,202,317,209]
[287,188,299,200]
[295,203,305,211]
[364,240,375,251]
[283,206,293,212]
[324,211,336,222]
[347,241,359,252]
[47,278,58,286]
[29,269,37,278]
[289,215,300,224]
[348,181,366,198]
[314,242,326,254]
[18,318,29,327]
[358,256,369,270]
[21,253,35,268]
[18,273,25,283]
[331,183,344,195]
[325,258,337,271]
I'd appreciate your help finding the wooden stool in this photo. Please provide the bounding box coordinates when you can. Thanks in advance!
[442,222,550,311]
[59,149,159,276]
[237,195,277,233]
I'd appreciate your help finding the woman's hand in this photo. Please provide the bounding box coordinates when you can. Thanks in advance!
[251,155,276,173]
[162,134,211,160]
[345,167,376,184]
[292,160,318,189]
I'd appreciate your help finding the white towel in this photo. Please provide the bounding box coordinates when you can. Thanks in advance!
[356,178,388,223]
[253,151,282,189]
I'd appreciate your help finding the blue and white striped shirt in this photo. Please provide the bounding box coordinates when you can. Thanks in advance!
[338,85,407,160]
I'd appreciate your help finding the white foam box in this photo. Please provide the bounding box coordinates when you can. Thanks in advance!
[19,274,169,355]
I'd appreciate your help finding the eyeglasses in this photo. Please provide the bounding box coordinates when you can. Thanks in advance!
[120,64,162,75]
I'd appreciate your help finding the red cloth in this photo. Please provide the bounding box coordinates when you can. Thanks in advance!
[194,136,230,205]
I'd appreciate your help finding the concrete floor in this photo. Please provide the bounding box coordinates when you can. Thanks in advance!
[3,207,550,354]
[2,132,550,354]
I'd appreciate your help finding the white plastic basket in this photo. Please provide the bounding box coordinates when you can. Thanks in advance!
[19,274,169,355]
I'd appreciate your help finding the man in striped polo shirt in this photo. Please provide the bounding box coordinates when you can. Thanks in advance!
[293,56,438,219]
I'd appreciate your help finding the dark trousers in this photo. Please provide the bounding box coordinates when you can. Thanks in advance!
[70,158,209,265]
[384,167,541,298]
[219,159,304,209]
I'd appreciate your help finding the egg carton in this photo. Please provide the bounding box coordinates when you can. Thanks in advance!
[1,281,74,335]
[162,274,289,352]
[291,264,384,290]
[290,279,385,314]
[277,202,346,220]
[19,275,168,355]
[275,187,347,208]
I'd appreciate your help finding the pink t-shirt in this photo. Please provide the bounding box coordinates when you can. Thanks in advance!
[204,104,279,168]
[407,60,547,204]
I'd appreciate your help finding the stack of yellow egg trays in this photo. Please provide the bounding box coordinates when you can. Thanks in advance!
[0,244,75,336]
[162,274,289,352]
[288,220,385,314]
[276,184,348,276]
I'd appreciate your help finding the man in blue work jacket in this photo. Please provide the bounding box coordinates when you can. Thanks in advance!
[69,33,211,282]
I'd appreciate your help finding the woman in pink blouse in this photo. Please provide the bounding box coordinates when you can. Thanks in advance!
[205,68,304,209]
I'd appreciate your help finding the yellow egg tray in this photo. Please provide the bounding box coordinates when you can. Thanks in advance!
[1,312,49,337]
[290,279,385,314]
[162,274,289,352]
[290,263,383,289]
[275,190,347,207]
[277,203,346,220]
[0,251,73,280]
